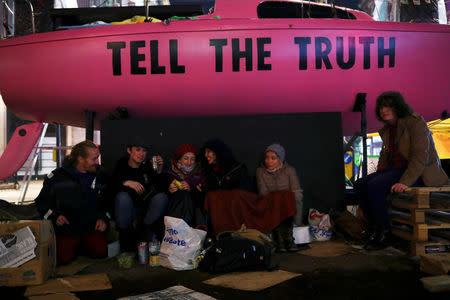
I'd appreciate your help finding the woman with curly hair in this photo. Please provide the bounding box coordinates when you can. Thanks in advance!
[355,91,449,250]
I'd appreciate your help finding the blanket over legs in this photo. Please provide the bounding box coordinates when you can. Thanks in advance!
[204,190,296,233]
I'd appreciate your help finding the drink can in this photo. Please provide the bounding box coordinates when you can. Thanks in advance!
[152,156,158,171]
[138,242,148,264]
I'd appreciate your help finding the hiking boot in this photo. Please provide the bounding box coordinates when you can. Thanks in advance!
[271,227,286,253]
[118,228,137,253]
[285,241,299,253]
[364,229,391,251]
[279,217,295,253]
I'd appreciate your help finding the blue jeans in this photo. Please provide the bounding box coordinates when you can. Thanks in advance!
[114,191,169,229]
[354,168,423,230]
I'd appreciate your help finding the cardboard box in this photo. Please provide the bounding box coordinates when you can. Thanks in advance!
[0,220,56,286]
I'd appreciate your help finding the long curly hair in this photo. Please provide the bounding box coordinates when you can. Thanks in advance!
[375,91,413,122]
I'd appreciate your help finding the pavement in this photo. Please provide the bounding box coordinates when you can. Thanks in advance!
[1,182,449,299]
[0,179,43,204]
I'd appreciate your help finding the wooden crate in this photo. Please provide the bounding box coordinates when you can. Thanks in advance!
[390,187,450,250]
[392,187,450,209]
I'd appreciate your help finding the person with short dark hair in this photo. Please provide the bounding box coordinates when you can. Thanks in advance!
[110,138,168,251]
[355,91,449,250]
[35,140,109,265]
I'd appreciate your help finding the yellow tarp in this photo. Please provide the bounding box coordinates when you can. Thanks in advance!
[111,16,161,25]
[368,119,450,159]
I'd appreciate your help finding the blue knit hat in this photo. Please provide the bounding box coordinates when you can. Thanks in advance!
[265,143,285,162]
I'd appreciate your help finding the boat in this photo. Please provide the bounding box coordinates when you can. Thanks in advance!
[0,0,448,132]
[0,0,449,180]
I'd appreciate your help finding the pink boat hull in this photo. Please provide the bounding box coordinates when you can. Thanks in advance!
[0,16,449,133]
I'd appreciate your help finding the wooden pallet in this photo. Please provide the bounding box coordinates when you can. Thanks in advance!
[411,240,450,256]
[390,187,450,243]
[393,187,450,209]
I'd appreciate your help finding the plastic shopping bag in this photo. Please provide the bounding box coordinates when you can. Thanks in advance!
[160,216,207,271]
[308,208,332,241]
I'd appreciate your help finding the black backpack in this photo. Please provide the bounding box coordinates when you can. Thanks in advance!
[199,235,276,273]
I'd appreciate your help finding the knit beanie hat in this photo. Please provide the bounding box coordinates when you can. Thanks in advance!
[265,143,286,162]
[173,144,199,165]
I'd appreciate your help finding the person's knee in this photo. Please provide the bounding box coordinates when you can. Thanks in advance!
[152,192,169,207]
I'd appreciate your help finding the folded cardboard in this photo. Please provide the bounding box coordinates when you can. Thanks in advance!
[420,275,450,293]
[420,253,450,276]
[0,220,56,286]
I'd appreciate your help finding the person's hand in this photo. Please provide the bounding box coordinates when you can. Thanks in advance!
[169,182,178,193]
[156,155,163,173]
[391,183,408,193]
[56,215,69,226]
[95,219,107,232]
[180,181,190,191]
[196,184,202,192]
[124,180,145,194]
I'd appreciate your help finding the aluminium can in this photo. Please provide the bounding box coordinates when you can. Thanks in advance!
[138,242,148,264]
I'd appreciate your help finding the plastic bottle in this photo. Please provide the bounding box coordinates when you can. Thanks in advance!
[149,234,160,267]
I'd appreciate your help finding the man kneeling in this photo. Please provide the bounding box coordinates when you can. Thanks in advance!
[35,140,109,265]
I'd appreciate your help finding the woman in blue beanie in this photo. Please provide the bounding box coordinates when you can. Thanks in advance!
[256,143,303,252]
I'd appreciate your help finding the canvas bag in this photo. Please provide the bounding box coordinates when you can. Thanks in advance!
[160,216,207,271]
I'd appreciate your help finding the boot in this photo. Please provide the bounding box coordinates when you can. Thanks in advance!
[138,224,155,243]
[363,229,391,251]
[281,218,298,253]
[118,228,137,253]
[272,226,286,253]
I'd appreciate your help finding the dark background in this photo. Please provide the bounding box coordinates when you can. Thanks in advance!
[101,112,345,220]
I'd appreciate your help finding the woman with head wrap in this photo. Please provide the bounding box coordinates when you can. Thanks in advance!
[200,138,251,191]
[256,143,303,252]
[165,144,208,230]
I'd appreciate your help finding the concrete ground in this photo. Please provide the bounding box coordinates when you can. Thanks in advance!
[1,183,449,299]
[1,234,449,299]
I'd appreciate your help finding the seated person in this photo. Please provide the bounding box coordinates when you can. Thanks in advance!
[354,91,449,250]
[256,143,303,252]
[110,138,168,251]
[35,141,109,265]
[165,144,207,229]
[200,138,251,191]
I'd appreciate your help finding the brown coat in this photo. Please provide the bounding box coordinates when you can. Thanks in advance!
[377,113,449,187]
[256,163,304,225]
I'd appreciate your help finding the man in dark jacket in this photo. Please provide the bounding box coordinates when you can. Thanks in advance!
[35,140,110,265]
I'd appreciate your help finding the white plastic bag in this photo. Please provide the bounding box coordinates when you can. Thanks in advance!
[160,216,207,271]
[308,208,332,241]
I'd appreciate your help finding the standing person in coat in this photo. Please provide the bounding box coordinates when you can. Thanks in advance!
[200,138,251,192]
[355,91,449,250]
[256,143,303,252]
[110,138,168,251]
[165,144,207,230]
[35,141,110,265]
